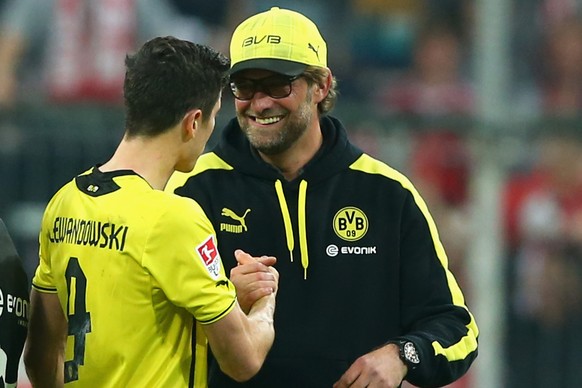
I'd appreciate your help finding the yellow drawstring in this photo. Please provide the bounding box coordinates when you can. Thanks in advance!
[274,180,310,279]
[298,180,309,279]
[275,180,294,262]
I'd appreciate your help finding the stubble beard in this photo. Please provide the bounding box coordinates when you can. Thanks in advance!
[237,95,313,156]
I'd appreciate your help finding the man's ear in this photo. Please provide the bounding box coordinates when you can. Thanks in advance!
[182,109,203,141]
[313,68,332,103]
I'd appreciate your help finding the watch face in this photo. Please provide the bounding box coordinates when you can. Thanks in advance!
[403,342,420,364]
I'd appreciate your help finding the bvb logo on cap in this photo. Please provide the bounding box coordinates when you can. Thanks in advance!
[230,7,327,76]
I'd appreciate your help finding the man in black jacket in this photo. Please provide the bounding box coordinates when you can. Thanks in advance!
[168,6,479,387]
[0,218,29,388]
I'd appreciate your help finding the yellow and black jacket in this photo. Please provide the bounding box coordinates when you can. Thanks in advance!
[169,116,479,388]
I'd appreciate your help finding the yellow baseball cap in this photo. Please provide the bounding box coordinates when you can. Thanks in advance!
[230,7,327,76]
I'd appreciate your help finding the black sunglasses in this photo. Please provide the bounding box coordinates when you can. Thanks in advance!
[229,74,302,100]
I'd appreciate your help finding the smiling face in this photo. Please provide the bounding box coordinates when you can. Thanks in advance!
[233,69,319,156]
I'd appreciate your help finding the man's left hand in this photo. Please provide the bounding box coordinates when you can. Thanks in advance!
[333,343,407,388]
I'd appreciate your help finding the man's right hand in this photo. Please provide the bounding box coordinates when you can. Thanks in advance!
[230,249,278,314]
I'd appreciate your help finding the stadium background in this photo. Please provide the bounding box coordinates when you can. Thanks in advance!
[1,1,582,387]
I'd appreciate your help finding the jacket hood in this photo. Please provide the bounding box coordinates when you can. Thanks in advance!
[214,115,363,183]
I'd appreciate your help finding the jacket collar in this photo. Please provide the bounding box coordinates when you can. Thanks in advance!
[214,115,363,184]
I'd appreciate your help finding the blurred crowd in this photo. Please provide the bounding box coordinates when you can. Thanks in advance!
[1,1,582,387]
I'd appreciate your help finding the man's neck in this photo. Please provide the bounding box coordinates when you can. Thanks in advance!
[259,126,323,181]
[100,136,176,190]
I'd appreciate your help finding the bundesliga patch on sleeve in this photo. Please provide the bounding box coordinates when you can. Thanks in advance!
[196,235,221,279]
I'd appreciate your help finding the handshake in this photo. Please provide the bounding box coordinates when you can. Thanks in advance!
[230,249,279,315]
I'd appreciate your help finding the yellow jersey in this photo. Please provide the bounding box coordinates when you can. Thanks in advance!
[32,166,236,387]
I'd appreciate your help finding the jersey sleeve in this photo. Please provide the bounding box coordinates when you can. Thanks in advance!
[31,199,58,294]
[143,196,236,324]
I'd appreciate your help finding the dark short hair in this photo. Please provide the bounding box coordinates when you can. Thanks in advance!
[123,36,230,137]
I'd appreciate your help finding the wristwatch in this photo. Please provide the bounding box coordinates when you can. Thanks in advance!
[389,340,420,370]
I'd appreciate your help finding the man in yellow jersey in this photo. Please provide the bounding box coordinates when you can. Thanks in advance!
[23,36,278,387]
